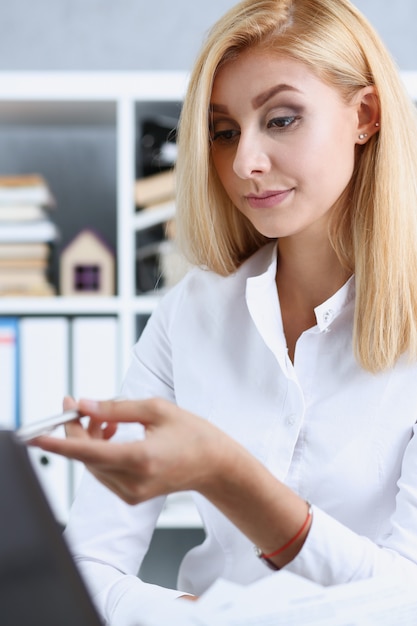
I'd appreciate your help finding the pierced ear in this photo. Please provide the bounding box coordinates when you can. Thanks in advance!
[356,86,380,143]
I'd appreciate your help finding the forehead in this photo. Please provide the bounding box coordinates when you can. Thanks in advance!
[210,49,336,107]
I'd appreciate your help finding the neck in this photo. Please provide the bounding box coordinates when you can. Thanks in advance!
[276,233,350,310]
[275,233,350,363]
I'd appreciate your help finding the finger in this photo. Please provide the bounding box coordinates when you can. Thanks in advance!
[87,417,106,438]
[64,419,85,438]
[62,395,85,438]
[64,416,117,441]
[100,422,118,440]
[63,395,77,411]
[34,435,134,466]
[86,417,118,440]
[77,397,172,427]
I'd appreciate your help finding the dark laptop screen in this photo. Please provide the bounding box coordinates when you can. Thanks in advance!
[0,430,102,626]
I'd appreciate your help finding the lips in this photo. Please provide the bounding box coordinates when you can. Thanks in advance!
[245,189,293,209]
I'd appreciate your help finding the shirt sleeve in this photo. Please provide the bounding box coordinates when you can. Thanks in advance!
[286,424,417,585]
[64,289,186,624]
[65,444,188,624]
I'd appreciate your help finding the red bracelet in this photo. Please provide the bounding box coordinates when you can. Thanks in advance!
[255,502,313,571]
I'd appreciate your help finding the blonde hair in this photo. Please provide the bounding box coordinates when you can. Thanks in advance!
[175,0,417,372]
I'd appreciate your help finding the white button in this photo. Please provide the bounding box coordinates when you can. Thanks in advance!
[286,414,296,426]
[323,308,334,323]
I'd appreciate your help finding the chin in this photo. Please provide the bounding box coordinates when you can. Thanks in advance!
[253,225,295,239]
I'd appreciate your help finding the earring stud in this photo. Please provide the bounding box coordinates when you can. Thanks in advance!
[375,122,380,127]
[359,133,368,140]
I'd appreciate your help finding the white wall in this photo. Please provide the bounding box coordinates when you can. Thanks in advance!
[0,0,415,71]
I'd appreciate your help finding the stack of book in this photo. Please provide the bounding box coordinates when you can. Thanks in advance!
[135,169,175,213]
[134,169,175,293]
[0,174,59,296]
[134,168,190,293]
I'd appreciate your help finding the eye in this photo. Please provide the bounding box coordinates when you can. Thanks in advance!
[210,128,240,144]
[267,115,300,129]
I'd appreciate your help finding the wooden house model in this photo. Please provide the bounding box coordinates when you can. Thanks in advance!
[60,229,115,296]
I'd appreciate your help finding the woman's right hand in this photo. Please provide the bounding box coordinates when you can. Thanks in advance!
[33,396,232,505]
[33,396,311,570]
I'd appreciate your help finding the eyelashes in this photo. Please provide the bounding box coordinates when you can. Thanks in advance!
[210,115,301,144]
[210,128,239,143]
[267,115,300,129]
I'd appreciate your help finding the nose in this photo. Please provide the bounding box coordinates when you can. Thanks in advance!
[233,131,271,179]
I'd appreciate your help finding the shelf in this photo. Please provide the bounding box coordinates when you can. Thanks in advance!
[0,296,119,315]
[133,202,175,232]
[0,294,161,315]
[0,71,189,101]
[0,100,116,127]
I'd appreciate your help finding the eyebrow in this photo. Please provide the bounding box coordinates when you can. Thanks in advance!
[252,83,302,109]
[210,83,302,114]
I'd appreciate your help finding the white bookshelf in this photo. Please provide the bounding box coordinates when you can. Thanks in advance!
[0,71,202,527]
[0,71,188,376]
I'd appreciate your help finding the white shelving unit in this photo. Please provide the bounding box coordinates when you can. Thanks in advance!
[0,71,188,377]
[0,71,204,528]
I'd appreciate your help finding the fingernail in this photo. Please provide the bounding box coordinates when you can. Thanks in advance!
[79,399,99,413]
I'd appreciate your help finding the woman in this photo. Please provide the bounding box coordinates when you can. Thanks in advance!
[34,0,417,624]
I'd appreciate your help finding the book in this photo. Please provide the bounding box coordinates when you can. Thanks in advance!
[0,257,48,269]
[133,200,176,232]
[0,174,57,294]
[0,243,52,295]
[0,174,54,207]
[0,218,59,243]
[0,242,50,260]
[0,284,54,297]
[0,267,55,296]
[0,262,52,295]
[134,169,175,208]
[0,204,48,222]
[0,285,54,297]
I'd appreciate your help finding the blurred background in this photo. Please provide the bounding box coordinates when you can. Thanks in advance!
[0,0,414,72]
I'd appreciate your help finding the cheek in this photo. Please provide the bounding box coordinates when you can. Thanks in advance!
[323,139,356,191]
[211,152,236,196]
[298,130,356,190]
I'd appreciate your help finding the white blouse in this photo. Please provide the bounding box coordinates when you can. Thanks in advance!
[65,242,417,626]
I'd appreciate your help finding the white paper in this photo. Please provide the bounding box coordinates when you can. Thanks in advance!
[139,572,417,626]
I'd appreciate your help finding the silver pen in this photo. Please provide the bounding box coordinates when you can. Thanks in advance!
[16,409,81,442]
